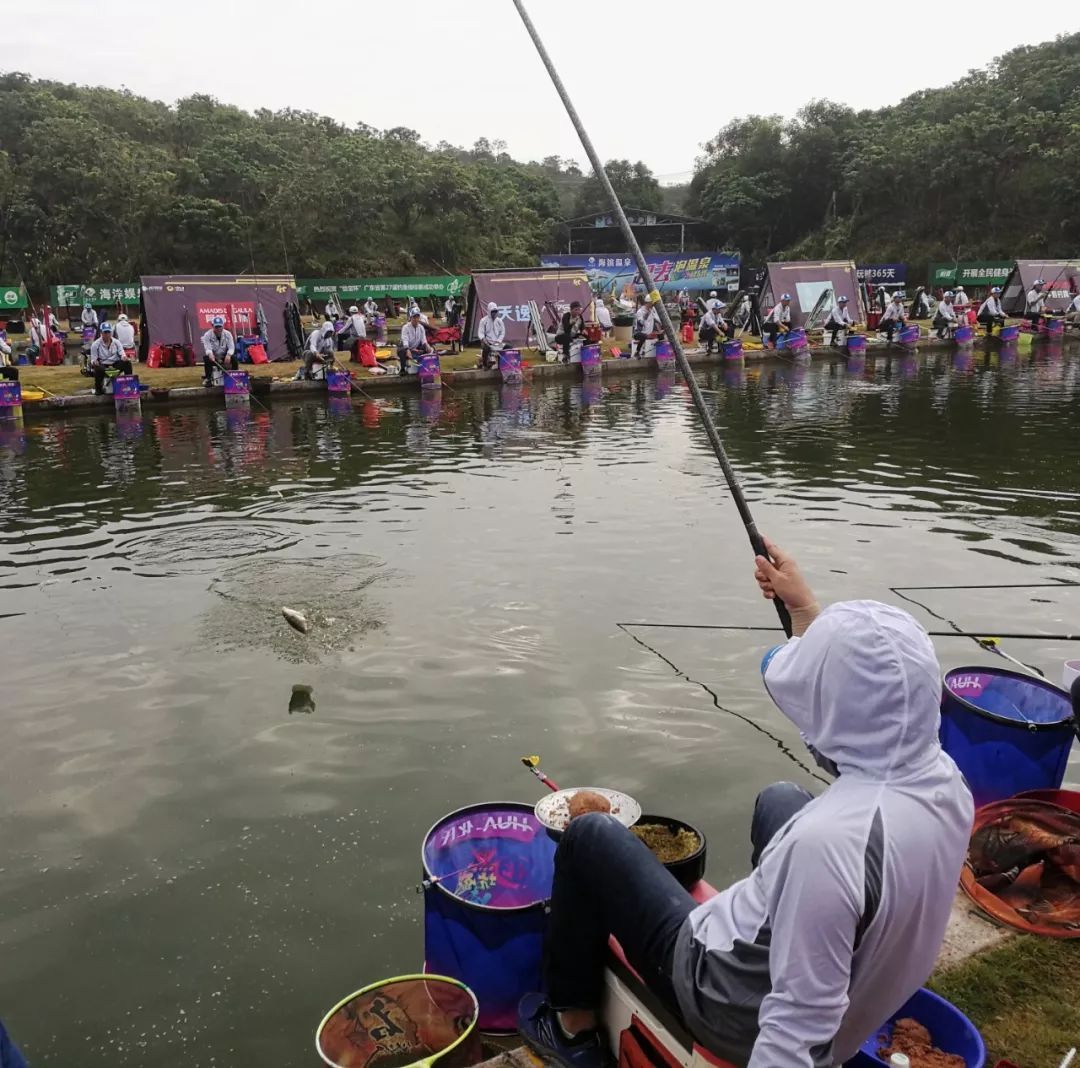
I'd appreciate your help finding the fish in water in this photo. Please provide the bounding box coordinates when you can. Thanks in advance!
[281,606,309,634]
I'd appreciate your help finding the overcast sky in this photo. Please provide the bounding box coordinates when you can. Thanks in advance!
[12,1,1077,182]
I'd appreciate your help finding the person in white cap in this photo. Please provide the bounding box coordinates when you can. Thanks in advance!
[341,305,367,349]
[932,291,958,339]
[477,301,506,369]
[363,297,379,319]
[824,294,855,346]
[976,287,1006,335]
[201,315,237,385]
[762,293,792,348]
[399,307,433,375]
[878,292,907,343]
[114,312,136,352]
[952,284,970,321]
[80,300,99,331]
[89,322,133,395]
[1025,278,1048,328]
[704,290,721,314]
[516,539,972,1068]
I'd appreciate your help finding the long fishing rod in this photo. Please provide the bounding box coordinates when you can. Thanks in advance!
[619,622,1080,641]
[511,0,791,638]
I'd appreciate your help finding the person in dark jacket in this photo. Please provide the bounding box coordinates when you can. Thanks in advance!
[554,301,587,362]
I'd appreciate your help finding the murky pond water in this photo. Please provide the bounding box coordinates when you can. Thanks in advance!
[2,347,1080,1064]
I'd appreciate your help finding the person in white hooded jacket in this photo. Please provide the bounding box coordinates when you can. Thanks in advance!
[518,540,973,1068]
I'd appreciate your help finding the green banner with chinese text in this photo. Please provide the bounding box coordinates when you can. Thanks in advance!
[51,282,141,307]
[928,261,1012,287]
[297,276,469,300]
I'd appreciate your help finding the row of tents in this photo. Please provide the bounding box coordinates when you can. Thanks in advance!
[1,260,1077,359]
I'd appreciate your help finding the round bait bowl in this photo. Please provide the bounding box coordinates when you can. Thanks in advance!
[633,814,706,889]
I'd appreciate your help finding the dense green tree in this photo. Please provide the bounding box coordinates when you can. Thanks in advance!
[0,75,561,291]
[573,159,662,216]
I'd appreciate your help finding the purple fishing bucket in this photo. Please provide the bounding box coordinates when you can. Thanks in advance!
[422,802,557,1033]
[499,348,522,385]
[998,324,1019,342]
[782,328,808,352]
[654,341,673,367]
[722,339,743,360]
[954,325,974,345]
[418,353,441,389]
[223,371,250,396]
[112,375,140,400]
[1043,317,1064,336]
[0,381,21,409]
[846,334,867,355]
[580,343,602,377]
[899,325,921,346]
[326,370,352,394]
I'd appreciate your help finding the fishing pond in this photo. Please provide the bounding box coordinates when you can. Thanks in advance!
[2,348,1079,1064]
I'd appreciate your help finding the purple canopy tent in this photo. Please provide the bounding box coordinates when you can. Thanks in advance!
[140,274,298,361]
[465,268,593,347]
[759,261,863,327]
[1001,260,1080,316]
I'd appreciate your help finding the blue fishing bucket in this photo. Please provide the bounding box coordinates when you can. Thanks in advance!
[325,370,352,394]
[846,334,866,355]
[419,353,441,390]
[781,328,807,352]
[499,348,522,385]
[954,324,974,345]
[580,343,602,377]
[941,667,1076,809]
[722,339,743,360]
[654,341,673,367]
[1043,317,1064,336]
[422,802,556,1033]
[998,324,1019,342]
[899,324,920,346]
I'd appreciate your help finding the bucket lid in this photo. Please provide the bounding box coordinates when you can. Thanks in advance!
[944,666,1074,728]
[421,802,555,911]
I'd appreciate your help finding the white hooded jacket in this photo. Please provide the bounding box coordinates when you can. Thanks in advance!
[672,601,973,1068]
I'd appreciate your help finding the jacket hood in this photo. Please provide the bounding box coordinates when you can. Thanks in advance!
[763,600,942,779]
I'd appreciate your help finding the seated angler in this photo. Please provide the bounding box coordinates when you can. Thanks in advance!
[976,287,1006,336]
[399,308,433,376]
[762,292,792,349]
[89,322,133,396]
[477,302,506,370]
[878,292,907,343]
[201,316,237,385]
[554,301,587,363]
[824,294,854,346]
[932,291,958,339]
[518,541,973,1068]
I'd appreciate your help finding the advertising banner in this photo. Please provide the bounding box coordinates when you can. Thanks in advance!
[0,285,27,311]
[195,302,256,334]
[856,264,907,284]
[539,252,740,296]
[51,283,141,307]
[297,276,469,300]
[928,262,1012,288]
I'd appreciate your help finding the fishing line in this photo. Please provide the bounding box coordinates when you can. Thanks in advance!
[512,0,791,638]
[616,623,830,784]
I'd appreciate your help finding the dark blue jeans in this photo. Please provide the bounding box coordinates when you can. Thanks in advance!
[544,782,813,1013]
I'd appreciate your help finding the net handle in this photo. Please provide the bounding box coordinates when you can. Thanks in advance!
[315,973,479,1068]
